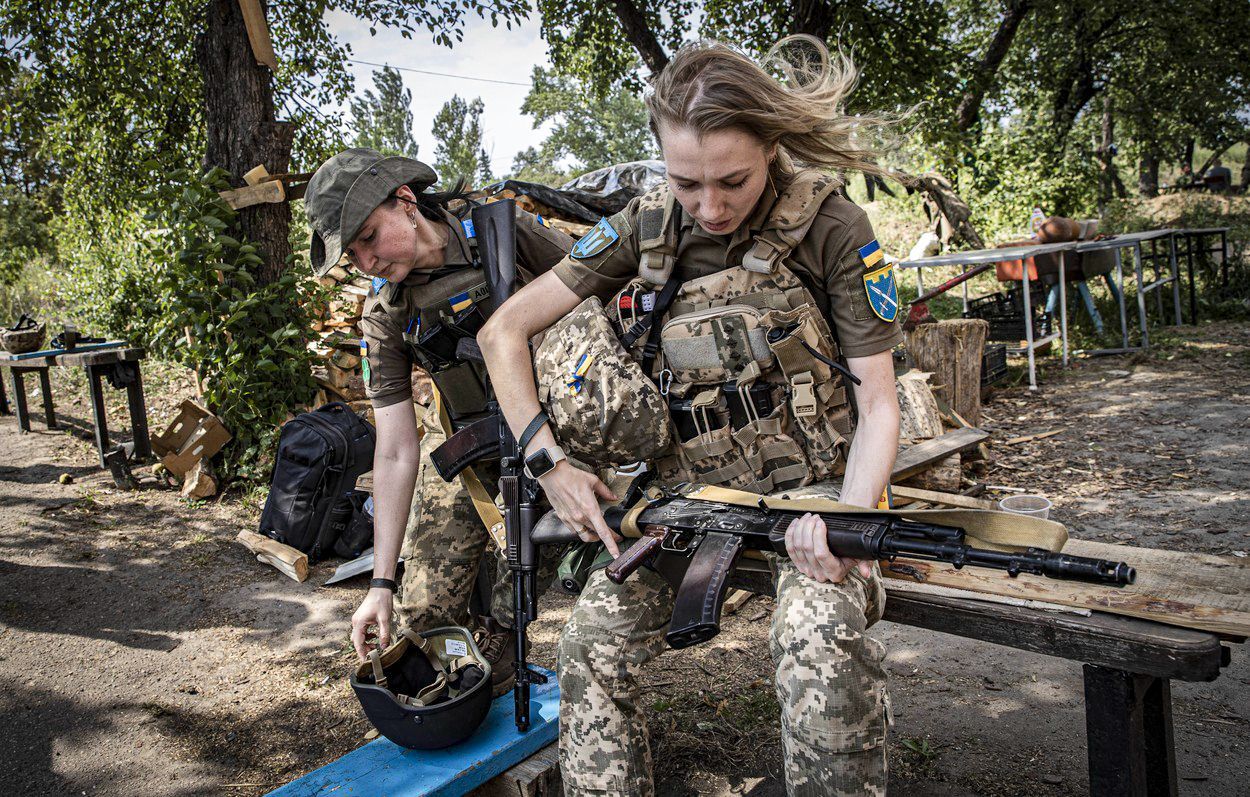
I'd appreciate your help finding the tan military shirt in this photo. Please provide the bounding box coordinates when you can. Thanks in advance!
[552,175,903,359]
[361,206,573,408]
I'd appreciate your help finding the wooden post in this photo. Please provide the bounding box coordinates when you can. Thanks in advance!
[905,319,988,427]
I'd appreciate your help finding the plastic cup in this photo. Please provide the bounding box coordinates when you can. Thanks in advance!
[998,494,1052,519]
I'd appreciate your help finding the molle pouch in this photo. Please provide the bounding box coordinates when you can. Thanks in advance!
[659,305,774,385]
[533,296,672,466]
[669,388,730,443]
[731,402,810,492]
[663,388,770,491]
[722,382,779,431]
[417,322,462,369]
[762,307,851,481]
[432,362,489,421]
[607,279,659,362]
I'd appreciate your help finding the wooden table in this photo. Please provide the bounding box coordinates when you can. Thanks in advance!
[728,567,1234,797]
[0,346,152,467]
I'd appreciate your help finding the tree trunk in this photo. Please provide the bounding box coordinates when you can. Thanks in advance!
[904,319,989,426]
[195,0,294,287]
[1181,138,1194,174]
[790,0,837,40]
[1096,95,1115,213]
[1138,151,1159,197]
[609,0,669,77]
[955,0,1033,132]
[1241,144,1250,192]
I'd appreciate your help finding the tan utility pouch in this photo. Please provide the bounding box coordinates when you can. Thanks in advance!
[658,304,774,387]
[533,296,672,466]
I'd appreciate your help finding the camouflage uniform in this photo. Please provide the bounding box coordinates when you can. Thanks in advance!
[549,171,902,795]
[557,483,887,796]
[358,201,574,633]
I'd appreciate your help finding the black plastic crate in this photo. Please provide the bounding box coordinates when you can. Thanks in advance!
[981,343,1008,386]
[964,285,1051,342]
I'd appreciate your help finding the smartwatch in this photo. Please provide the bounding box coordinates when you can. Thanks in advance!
[524,445,567,479]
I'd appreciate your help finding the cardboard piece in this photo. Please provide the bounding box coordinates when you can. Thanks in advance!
[150,400,232,477]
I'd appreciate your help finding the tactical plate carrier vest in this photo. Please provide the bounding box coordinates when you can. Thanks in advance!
[378,261,494,423]
[608,171,856,493]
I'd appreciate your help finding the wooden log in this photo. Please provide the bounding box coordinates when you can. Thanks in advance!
[326,265,351,282]
[891,485,999,511]
[236,530,309,582]
[219,179,284,210]
[895,370,944,440]
[905,318,988,426]
[722,589,754,615]
[891,428,990,482]
[899,453,961,492]
[471,741,561,797]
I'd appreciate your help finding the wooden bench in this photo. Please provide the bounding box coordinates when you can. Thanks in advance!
[1,345,152,468]
[725,565,1233,797]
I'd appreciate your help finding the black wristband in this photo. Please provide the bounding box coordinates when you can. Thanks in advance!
[369,577,398,592]
[517,409,549,454]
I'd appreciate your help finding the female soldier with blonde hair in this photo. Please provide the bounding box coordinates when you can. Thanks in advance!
[480,37,900,795]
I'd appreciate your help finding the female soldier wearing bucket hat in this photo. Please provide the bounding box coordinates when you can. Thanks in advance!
[305,149,573,694]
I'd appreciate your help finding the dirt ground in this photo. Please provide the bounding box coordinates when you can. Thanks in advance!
[1,322,1247,796]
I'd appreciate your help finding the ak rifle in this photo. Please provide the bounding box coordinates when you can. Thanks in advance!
[531,488,1136,650]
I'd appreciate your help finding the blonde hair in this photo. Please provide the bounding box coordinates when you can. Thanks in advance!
[645,36,892,181]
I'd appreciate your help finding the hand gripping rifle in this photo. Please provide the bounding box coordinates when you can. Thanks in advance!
[431,198,547,733]
[532,486,1136,650]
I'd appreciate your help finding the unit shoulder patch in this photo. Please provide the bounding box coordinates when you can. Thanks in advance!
[859,240,898,323]
[571,217,621,260]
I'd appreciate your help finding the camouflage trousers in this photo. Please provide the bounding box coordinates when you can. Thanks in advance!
[557,482,889,796]
[398,404,561,631]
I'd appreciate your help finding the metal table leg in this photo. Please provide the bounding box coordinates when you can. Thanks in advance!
[120,361,151,460]
[1022,272,1037,391]
[10,368,30,432]
[1059,253,1069,367]
[1115,248,1129,349]
[1168,236,1182,326]
[1134,244,1150,349]
[85,364,111,468]
[1184,234,1197,324]
[37,367,57,429]
[1083,664,1178,797]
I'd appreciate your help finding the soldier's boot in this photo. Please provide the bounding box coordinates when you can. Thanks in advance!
[473,616,530,698]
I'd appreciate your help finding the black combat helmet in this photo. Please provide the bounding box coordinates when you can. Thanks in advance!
[350,626,492,750]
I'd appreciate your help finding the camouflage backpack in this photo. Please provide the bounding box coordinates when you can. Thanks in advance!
[605,170,857,492]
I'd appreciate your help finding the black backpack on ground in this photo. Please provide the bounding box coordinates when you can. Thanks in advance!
[259,403,375,562]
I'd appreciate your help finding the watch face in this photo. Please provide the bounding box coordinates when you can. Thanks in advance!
[525,450,555,476]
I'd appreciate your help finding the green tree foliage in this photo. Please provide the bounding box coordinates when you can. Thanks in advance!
[519,67,656,177]
[1,0,526,478]
[510,146,570,186]
[350,66,420,158]
[432,95,494,185]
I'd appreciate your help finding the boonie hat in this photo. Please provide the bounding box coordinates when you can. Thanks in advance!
[305,148,438,275]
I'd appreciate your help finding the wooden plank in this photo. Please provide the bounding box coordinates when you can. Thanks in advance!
[882,592,1225,682]
[219,179,284,210]
[236,530,308,582]
[882,540,1250,636]
[471,742,561,797]
[722,589,754,615]
[237,0,279,70]
[891,428,990,481]
[890,485,999,511]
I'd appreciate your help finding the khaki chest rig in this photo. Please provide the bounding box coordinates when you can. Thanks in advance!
[607,170,857,493]
[375,228,494,423]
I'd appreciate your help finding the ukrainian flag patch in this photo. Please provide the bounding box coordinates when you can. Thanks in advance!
[571,217,620,260]
[859,240,898,323]
[449,291,473,313]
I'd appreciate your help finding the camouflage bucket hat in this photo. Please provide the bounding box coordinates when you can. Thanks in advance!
[305,148,438,276]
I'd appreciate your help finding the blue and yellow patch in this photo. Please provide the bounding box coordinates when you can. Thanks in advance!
[449,291,473,313]
[859,240,898,323]
[370,276,388,295]
[571,217,620,260]
[360,340,371,382]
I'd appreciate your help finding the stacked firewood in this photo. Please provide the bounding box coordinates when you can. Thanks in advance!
[309,264,373,422]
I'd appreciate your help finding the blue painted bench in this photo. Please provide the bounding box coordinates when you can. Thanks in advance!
[268,667,559,797]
